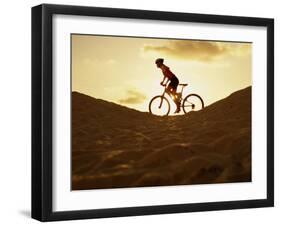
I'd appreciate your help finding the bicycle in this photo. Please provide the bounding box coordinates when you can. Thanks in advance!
[149,83,204,116]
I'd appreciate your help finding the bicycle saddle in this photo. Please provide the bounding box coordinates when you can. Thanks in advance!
[179,83,188,86]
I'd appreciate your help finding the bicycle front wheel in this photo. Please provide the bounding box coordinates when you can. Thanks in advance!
[182,94,204,114]
[149,95,170,116]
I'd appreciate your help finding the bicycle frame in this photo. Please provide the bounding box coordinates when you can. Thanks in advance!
[158,83,186,108]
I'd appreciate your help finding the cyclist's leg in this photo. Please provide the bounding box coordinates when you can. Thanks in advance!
[165,83,174,102]
[170,77,181,112]
[167,84,177,102]
[167,87,180,113]
[170,79,179,102]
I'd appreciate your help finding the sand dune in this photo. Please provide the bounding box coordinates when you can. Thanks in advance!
[72,87,251,190]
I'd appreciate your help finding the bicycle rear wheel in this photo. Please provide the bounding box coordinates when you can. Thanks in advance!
[149,95,170,116]
[182,94,204,114]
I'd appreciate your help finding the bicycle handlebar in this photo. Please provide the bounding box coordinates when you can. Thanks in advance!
[160,83,188,87]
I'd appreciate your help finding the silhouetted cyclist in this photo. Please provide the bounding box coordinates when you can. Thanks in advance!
[155,58,181,113]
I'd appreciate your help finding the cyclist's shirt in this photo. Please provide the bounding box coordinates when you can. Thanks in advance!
[160,64,175,80]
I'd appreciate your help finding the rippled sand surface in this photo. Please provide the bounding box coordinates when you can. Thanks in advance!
[72,87,251,190]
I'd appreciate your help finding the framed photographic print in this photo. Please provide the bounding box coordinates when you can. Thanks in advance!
[31,4,274,221]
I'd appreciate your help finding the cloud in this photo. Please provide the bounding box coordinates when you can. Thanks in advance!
[143,40,251,62]
[118,90,146,104]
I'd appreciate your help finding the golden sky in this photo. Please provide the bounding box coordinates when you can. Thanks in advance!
[72,34,251,112]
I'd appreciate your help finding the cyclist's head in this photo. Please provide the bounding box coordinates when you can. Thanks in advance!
[155,58,164,67]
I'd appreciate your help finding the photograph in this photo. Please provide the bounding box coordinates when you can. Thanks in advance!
[31,3,274,221]
[71,34,252,190]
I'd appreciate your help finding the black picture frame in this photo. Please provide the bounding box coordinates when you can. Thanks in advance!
[31,3,274,222]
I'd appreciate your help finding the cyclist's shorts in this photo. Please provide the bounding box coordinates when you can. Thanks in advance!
[169,76,179,90]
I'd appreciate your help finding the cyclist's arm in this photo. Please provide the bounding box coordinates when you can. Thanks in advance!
[161,76,169,85]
